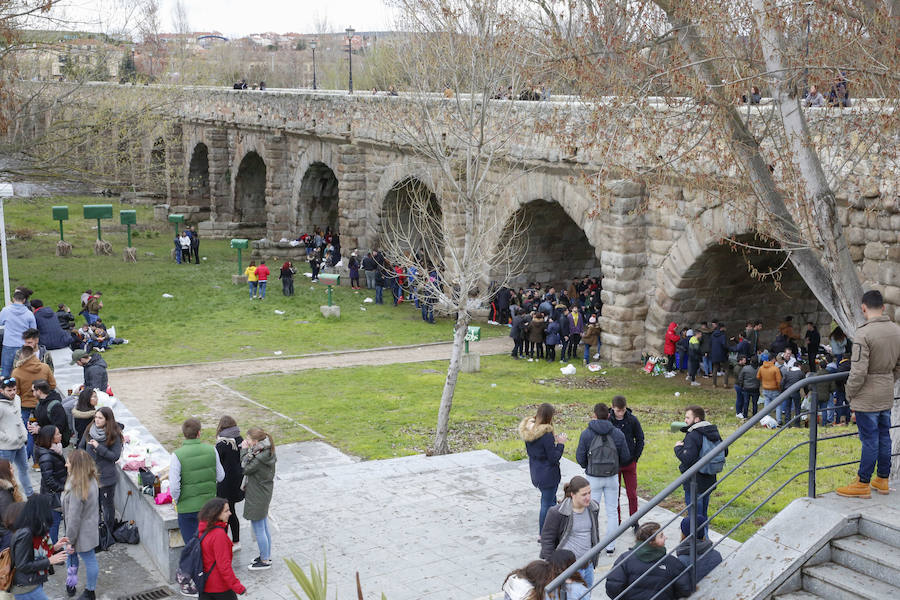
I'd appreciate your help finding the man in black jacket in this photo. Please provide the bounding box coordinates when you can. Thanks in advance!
[674,405,726,540]
[606,522,692,600]
[72,350,108,393]
[558,306,572,363]
[28,380,70,447]
[611,395,645,532]
[509,313,528,358]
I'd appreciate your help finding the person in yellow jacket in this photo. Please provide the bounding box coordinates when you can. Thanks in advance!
[244,261,258,299]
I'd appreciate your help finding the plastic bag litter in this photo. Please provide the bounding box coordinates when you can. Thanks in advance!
[162,293,174,298]
[303,272,313,278]
[363,297,374,303]
[289,240,301,247]
[587,363,602,372]
[274,310,285,315]
[760,415,779,429]
[560,364,577,375]
[674,392,681,397]
[280,237,290,243]
[360,307,367,311]
[273,351,282,355]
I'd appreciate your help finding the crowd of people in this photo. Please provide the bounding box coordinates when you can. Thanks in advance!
[506,398,724,600]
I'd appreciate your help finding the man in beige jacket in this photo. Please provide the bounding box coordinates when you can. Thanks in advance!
[836,290,900,498]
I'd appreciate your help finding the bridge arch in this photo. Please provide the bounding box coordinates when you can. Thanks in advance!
[379,177,445,263]
[296,162,339,235]
[645,222,829,353]
[187,143,210,206]
[234,151,267,224]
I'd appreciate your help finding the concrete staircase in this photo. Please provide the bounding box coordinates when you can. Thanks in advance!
[776,512,900,600]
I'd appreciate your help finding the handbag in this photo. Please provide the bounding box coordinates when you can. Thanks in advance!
[96,517,115,552]
[138,467,156,488]
[112,491,141,545]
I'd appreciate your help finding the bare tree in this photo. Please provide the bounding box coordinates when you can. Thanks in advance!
[170,0,190,81]
[378,0,538,455]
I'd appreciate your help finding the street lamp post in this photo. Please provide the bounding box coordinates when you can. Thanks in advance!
[310,39,317,90]
[346,26,355,94]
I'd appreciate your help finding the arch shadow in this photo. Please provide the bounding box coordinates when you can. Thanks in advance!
[234,151,267,224]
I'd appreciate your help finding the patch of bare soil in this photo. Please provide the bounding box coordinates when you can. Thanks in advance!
[533,376,611,390]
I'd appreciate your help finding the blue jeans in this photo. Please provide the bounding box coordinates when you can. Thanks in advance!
[49,508,61,544]
[70,550,99,591]
[702,356,712,376]
[856,409,892,482]
[14,585,50,600]
[258,281,267,299]
[421,304,434,323]
[177,511,200,544]
[251,517,272,561]
[778,393,801,425]
[585,474,618,551]
[1,345,20,378]
[762,389,779,409]
[365,270,376,289]
[684,482,710,540]
[583,344,592,363]
[248,281,257,298]
[0,447,33,496]
[21,408,35,461]
[538,486,557,534]
[375,285,384,304]
[833,390,851,423]
[743,390,760,417]
[578,565,594,590]
[734,385,745,415]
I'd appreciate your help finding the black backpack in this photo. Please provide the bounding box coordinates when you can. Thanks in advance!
[586,432,619,477]
[178,529,216,593]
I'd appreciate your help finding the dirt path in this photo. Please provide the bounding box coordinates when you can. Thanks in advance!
[110,335,512,448]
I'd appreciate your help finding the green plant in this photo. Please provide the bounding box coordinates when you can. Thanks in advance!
[285,557,328,600]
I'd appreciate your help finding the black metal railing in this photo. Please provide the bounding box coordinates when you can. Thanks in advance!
[547,371,900,599]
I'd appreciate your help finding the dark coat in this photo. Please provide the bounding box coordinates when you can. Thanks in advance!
[241,442,276,521]
[575,419,631,471]
[606,545,692,600]
[215,434,245,503]
[72,407,96,448]
[35,445,67,495]
[610,408,645,464]
[676,538,723,583]
[82,353,108,392]
[539,496,601,567]
[78,430,123,488]
[11,528,52,589]
[675,422,726,493]
[545,320,561,346]
[510,314,527,340]
[738,364,760,391]
[732,338,752,358]
[527,316,547,343]
[33,306,73,350]
[518,417,563,490]
[710,329,728,363]
[33,390,69,446]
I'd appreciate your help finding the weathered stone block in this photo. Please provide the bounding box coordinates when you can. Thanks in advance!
[460,352,481,373]
[606,180,644,199]
[602,252,647,269]
[864,242,887,260]
[320,305,341,318]
[232,274,248,285]
[882,286,900,307]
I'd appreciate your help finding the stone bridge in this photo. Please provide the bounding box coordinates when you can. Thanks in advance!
[14,84,900,363]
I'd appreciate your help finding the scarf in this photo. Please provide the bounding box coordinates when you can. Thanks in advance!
[634,542,667,563]
[89,423,107,444]
[216,426,241,451]
[240,437,272,490]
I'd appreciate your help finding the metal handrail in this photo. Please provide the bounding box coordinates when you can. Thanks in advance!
[547,370,863,596]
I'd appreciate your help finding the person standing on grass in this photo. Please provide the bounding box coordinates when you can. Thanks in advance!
[78,407,122,547]
[0,378,32,497]
[664,322,680,375]
[171,419,224,548]
[190,226,200,265]
[610,395,644,533]
[0,291,36,378]
[63,449,100,600]
[836,290,900,499]
[254,261,270,300]
[519,403,567,534]
[215,417,244,550]
[738,356,761,418]
[241,427,276,571]
[243,262,258,299]
[362,252,377,290]
[278,262,296,297]
[674,406,726,540]
[576,402,630,556]
[198,498,246,599]
[756,351,782,410]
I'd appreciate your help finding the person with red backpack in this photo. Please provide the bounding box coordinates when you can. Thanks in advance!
[196,497,245,599]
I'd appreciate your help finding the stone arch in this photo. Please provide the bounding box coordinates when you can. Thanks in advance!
[369,161,441,251]
[234,151,267,224]
[493,198,603,288]
[645,224,829,353]
[380,177,445,263]
[297,162,339,234]
[188,143,210,207]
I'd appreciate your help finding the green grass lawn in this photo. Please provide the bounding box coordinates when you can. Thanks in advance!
[2,195,505,367]
[229,356,861,541]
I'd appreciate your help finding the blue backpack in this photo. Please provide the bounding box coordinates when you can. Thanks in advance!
[178,529,216,592]
[699,436,725,475]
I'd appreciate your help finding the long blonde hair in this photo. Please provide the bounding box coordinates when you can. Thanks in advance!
[66,449,98,501]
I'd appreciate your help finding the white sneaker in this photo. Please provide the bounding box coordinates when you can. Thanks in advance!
[717,371,725,376]
[594,353,600,359]
[685,375,691,381]
[691,381,701,386]
[528,358,534,362]
[736,413,744,420]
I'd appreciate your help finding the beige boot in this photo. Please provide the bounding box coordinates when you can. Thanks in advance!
[870,476,890,495]
[836,477,872,499]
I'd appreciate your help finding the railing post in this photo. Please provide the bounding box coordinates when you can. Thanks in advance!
[689,475,698,591]
[808,393,818,498]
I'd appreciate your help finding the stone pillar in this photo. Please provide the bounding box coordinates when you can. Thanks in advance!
[207,128,231,222]
[599,181,649,365]
[167,124,185,202]
[336,144,367,249]
[265,134,291,240]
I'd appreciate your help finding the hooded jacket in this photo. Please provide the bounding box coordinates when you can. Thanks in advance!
[518,417,564,490]
[71,406,96,448]
[664,323,680,356]
[241,438,276,521]
[0,303,36,348]
[675,421,727,492]
[688,335,702,361]
[0,478,19,539]
[709,329,728,363]
[0,393,27,450]
[215,427,244,503]
[198,520,246,594]
[82,353,108,392]
[32,306,73,350]
[781,365,805,393]
[545,320,561,346]
[12,356,56,410]
[610,408,645,464]
[738,364,760,392]
[527,315,547,343]
[33,390,69,446]
[581,323,601,346]
[607,542,692,600]
[756,360,782,391]
[539,496,601,567]
[576,418,631,472]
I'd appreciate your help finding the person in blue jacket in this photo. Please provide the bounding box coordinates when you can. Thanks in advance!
[519,403,567,534]
[709,324,729,388]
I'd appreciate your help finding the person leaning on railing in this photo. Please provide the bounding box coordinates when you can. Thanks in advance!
[836,290,900,498]
[605,522,692,600]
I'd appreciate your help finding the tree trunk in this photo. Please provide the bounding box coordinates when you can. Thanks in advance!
[433,312,470,455]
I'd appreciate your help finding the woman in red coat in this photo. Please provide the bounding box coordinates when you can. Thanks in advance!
[664,322,681,375]
[198,498,246,599]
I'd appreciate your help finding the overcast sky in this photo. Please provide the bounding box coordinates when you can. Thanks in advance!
[47,0,395,38]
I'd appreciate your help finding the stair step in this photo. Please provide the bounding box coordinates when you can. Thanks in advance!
[831,535,900,587]
[858,510,900,549]
[774,592,825,600]
[803,562,900,600]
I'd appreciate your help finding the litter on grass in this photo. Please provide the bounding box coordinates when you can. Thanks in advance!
[161,293,174,298]
[560,364,577,375]
[363,297,374,303]
[360,307,367,311]
[273,351,283,355]
[274,310,285,315]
